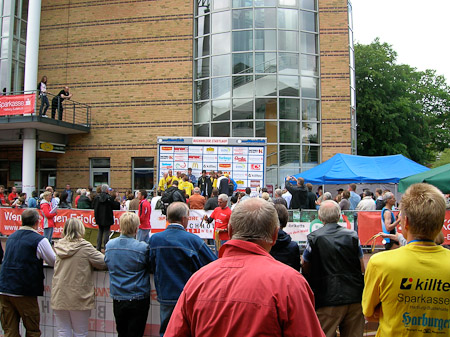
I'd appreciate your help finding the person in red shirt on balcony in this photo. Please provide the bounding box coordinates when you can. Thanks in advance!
[137,189,151,242]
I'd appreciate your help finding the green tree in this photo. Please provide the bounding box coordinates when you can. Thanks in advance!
[355,39,450,165]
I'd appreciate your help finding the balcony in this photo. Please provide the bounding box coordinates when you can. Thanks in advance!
[0,91,91,135]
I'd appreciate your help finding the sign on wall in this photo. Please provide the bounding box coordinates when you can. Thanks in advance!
[0,94,35,115]
[157,137,267,191]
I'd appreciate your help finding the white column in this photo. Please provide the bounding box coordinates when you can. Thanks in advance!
[22,129,37,198]
[24,0,42,94]
[22,0,42,198]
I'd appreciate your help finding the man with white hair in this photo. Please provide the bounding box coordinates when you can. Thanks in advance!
[77,188,92,209]
[381,192,400,250]
[302,200,365,337]
[188,187,205,209]
[272,188,288,208]
[203,194,232,252]
[165,198,325,337]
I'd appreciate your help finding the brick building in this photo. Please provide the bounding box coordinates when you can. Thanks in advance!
[0,0,355,194]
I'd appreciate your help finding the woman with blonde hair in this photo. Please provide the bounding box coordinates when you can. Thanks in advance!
[51,218,106,337]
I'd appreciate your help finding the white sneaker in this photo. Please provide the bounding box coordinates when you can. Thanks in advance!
[42,115,48,118]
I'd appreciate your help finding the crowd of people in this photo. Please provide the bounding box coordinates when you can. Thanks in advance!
[0,169,449,336]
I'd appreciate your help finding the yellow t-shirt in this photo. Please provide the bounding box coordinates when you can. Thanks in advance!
[158,177,167,191]
[212,178,217,188]
[362,243,450,336]
[178,181,194,197]
[165,175,176,188]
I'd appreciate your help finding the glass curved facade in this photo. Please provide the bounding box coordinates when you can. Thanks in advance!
[194,0,320,187]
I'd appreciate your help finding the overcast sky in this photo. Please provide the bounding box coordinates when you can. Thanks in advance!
[350,0,450,84]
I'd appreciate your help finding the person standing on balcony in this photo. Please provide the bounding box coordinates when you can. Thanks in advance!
[38,76,49,117]
[51,86,72,120]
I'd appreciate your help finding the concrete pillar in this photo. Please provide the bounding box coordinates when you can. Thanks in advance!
[24,0,42,94]
[22,129,36,198]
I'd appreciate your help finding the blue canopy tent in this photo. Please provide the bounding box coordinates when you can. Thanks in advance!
[293,154,429,185]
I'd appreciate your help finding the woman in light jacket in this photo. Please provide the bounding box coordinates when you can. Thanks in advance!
[51,218,106,337]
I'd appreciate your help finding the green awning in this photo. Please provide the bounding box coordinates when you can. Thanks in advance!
[398,163,450,194]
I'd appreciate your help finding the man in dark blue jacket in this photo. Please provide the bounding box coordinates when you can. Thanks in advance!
[149,202,216,336]
[0,209,55,336]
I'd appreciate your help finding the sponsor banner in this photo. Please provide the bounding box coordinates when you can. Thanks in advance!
[218,155,232,162]
[250,164,263,171]
[160,146,174,153]
[218,163,232,169]
[233,163,247,171]
[248,156,264,164]
[159,154,173,161]
[193,137,228,144]
[233,172,248,179]
[160,162,173,170]
[174,146,188,153]
[188,155,201,161]
[188,162,202,172]
[218,147,232,154]
[203,163,217,170]
[233,155,247,163]
[203,147,218,154]
[233,147,248,155]
[174,154,188,161]
[203,155,218,162]
[250,180,262,188]
[0,94,35,116]
[174,162,188,170]
[248,147,264,155]
[248,172,264,179]
[235,180,248,188]
[188,146,203,154]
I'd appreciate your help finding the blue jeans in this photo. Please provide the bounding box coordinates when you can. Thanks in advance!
[159,303,176,337]
[43,227,53,244]
[39,95,49,115]
[137,229,150,242]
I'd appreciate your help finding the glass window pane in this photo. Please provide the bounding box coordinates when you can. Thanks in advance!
[300,0,316,10]
[212,11,231,33]
[212,32,231,54]
[233,75,254,98]
[196,15,210,36]
[195,57,210,79]
[255,8,276,28]
[39,159,57,169]
[255,121,277,142]
[212,77,231,98]
[233,30,253,51]
[233,98,253,119]
[301,54,318,76]
[300,32,317,54]
[302,99,318,120]
[279,53,299,75]
[195,36,210,58]
[255,30,276,50]
[194,124,210,137]
[303,145,319,164]
[255,98,277,119]
[134,170,154,190]
[267,145,278,167]
[233,53,253,74]
[233,9,253,29]
[279,75,299,97]
[212,100,231,121]
[280,121,300,143]
[91,158,110,168]
[279,31,298,51]
[302,122,319,143]
[133,158,154,168]
[280,145,300,167]
[300,11,316,31]
[212,122,230,137]
[195,79,210,101]
[255,52,276,73]
[196,3,211,16]
[279,0,297,6]
[233,0,253,7]
[233,121,254,137]
[214,0,230,11]
[255,74,276,96]
[278,8,298,30]
[254,0,277,6]
[195,102,211,123]
[301,76,319,98]
[212,54,231,76]
[279,98,300,120]
[93,172,109,187]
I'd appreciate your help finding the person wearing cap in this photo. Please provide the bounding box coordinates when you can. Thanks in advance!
[0,209,56,336]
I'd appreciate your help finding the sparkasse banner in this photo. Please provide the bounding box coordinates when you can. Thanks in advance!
[0,94,36,115]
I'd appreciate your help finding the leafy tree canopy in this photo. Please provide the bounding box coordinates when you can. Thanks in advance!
[355,38,450,165]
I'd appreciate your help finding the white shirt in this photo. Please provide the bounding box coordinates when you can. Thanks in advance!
[282,191,292,208]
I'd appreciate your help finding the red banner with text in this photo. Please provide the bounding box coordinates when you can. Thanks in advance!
[0,94,36,116]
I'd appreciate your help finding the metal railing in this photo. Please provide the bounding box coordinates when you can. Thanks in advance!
[1,90,91,126]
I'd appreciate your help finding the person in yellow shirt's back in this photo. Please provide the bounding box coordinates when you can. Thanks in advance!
[178,175,194,197]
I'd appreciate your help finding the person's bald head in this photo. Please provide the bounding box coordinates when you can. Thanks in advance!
[193,187,201,195]
[318,200,341,224]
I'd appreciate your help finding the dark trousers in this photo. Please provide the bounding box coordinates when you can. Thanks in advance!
[113,297,150,337]
[96,226,111,251]
[39,95,49,115]
[159,303,176,337]
[51,99,63,120]
[0,295,41,337]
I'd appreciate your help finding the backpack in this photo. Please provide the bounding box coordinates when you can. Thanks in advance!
[160,188,176,216]
[227,179,234,196]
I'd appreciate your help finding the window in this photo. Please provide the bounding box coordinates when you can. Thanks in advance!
[132,158,154,192]
[90,158,110,187]
[38,159,57,192]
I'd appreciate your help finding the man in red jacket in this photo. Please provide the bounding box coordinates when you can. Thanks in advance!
[137,189,151,242]
[165,198,325,337]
